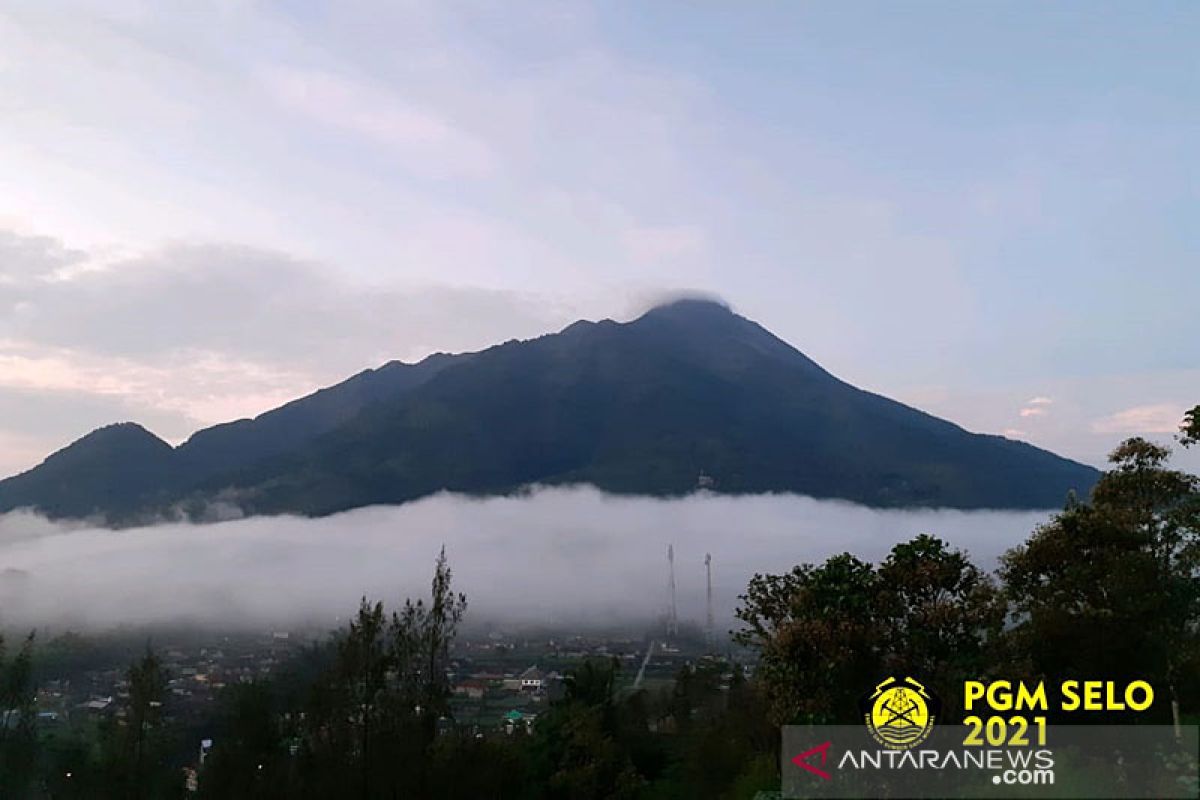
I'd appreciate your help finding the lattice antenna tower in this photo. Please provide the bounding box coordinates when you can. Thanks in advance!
[667,544,678,637]
[705,553,714,648]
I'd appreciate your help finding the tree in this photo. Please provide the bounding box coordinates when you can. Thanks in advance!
[285,547,468,798]
[657,661,774,797]
[197,682,294,799]
[90,648,176,799]
[0,632,37,797]
[529,659,645,800]
[563,657,619,709]
[425,731,529,800]
[734,537,1001,724]
[876,535,1003,714]
[667,661,723,733]
[1180,405,1199,448]
[387,545,467,795]
[1002,438,1200,727]
[126,648,171,799]
[412,545,468,724]
[734,553,881,723]
[340,598,389,799]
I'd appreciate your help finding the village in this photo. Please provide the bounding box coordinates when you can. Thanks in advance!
[27,625,730,744]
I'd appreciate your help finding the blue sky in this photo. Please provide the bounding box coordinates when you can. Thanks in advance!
[0,1,1196,476]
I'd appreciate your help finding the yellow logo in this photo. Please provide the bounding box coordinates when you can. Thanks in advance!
[864,676,937,750]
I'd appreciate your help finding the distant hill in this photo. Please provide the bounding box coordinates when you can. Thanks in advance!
[0,353,468,519]
[0,300,1099,522]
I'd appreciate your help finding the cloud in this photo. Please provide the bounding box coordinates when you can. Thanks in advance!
[3,241,540,366]
[1017,395,1053,419]
[1091,403,1187,435]
[258,66,495,178]
[0,487,1050,632]
[0,229,596,476]
[0,386,203,477]
[0,229,86,282]
[0,231,576,430]
[0,3,1194,495]
[0,343,312,430]
[1002,428,1027,438]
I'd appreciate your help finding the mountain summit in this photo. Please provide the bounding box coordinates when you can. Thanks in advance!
[0,300,1098,521]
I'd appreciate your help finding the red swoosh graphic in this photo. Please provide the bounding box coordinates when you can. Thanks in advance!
[791,740,832,781]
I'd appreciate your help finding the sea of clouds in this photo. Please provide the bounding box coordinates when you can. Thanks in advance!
[0,487,1052,634]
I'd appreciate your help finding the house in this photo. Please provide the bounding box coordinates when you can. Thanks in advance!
[454,679,488,700]
[503,709,537,735]
[518,666,544,692]
[79,696,113,714]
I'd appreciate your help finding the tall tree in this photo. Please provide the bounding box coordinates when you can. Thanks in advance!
[735,538,1002,724]
[1002,437,1200,727]
[196,682,293,800]
[876,535,1003,714]
[287,547,468,798]
[529,658,645,800]
[734,553,880,723]
[122,648,172,799]
[338,599,388,799]
[1181,404,1200,448]
[417,546,467,724]
[0,632,37,797]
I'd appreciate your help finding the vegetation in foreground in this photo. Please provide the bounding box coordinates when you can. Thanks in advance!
[0,406,1197,799]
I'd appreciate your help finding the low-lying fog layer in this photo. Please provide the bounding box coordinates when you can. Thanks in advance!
[0,487,1052,633]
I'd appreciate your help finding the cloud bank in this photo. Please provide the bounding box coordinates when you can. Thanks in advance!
[0,488,1051,635]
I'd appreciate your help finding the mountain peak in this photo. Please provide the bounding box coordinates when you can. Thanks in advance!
[638,296,734,323]
[39,422,172,469]
[0,422,175,519]
[55,422,170,458]
[0,302,1100,521]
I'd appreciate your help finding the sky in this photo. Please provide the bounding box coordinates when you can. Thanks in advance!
[0,1,1196,478]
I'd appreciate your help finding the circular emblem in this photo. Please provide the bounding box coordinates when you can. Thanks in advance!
[863,676,937,749]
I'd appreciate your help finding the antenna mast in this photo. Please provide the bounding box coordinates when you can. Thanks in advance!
[667,544,678,637]
[705,553,714,649]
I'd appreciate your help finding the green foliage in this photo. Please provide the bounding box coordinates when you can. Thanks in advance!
[734,436,1200,732]
[424,732,529,799]
[0,632,37,797]
[734,536,997,724]
[529,659,646,800]
[652,663,776,799]
[1002,436,1200,720]
[1180,404,1200,448]
[876,534,1004,712]
[734,553,880,724]
[119,649,179,799]
[200,547,468,798]
[196,682,294,799]
[9,420,1198,798]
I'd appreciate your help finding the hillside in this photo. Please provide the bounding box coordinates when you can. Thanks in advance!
[0,300,1099,521]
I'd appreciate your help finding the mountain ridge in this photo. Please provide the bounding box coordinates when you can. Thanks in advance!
[0,299,1100,521]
